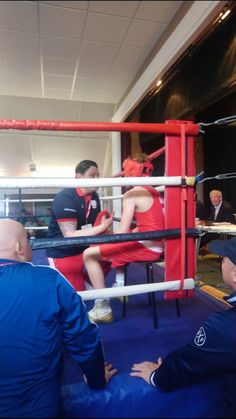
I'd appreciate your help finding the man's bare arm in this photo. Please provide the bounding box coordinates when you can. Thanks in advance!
[58,217,113,238]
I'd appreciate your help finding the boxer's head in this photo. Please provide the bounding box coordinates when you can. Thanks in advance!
[122,153,153,177]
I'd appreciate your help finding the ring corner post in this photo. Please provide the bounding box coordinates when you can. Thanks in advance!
[164,120,196,300]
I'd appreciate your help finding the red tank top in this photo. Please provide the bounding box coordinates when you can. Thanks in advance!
[134,186,164,232]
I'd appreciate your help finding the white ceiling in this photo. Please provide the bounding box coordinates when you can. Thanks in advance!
[0,0,184,104]
[0,0,227,189]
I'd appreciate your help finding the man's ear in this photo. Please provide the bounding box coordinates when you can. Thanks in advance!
[76,173,82,179]
[233,266,236,283]
[15,241,23,257]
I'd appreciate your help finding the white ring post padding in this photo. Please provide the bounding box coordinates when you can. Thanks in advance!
[0,176,189,189]
[77,278,195,301]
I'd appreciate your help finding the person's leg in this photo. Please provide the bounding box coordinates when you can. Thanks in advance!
[83,246,106,289]
[84,247,125,288]
[84,246,124,302]
[83,246,113,323]
[99,240,163,304]
[83,260,111,290]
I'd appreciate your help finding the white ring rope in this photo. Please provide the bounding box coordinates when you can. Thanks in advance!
[25,226,48,230]
[0,198,54,203]
[0,187,164,204]
[0,176,195,189]
[100,195,123,201]
[100,186,165,201]
[0,196,121,203]
[78,279,195,301]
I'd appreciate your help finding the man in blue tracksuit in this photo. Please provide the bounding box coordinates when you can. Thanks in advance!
[0,219,116,418]
[131,237,236,417]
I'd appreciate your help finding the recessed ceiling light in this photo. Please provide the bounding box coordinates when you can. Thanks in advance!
[218,8,231,22]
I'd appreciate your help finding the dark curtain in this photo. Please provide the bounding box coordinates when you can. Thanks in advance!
[137,6,236,125]
[196,90,236,213]
[203,125,236,213]
[126,7,236,210]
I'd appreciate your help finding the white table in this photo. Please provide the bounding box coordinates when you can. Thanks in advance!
[198,222,236,235]
[196,222,236,256]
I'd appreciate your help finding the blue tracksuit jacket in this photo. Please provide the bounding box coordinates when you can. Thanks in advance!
[0,259,105,418]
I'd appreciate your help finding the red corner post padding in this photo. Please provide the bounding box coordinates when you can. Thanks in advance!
[164,120,195,300]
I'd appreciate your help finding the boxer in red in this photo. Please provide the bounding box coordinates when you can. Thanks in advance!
[83,153,164,323]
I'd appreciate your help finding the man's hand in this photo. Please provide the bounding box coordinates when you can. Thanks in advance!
[83,362,117,386]
[130,357,163,384]
[104,362,117,383]
[101,214,113,231]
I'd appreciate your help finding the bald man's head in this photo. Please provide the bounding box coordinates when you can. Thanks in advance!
[0,219,32,262]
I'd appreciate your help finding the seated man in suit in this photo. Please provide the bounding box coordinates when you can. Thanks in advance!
[200,189,235,249]
[208,189,235,224]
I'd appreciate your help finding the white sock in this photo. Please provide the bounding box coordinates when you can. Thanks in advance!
[85,281,94,290]
[115,272,125,286]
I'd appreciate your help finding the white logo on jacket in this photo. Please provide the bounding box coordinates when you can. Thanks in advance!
[63,208,77,212]
[91,200,97,209]
[194,326,206,346]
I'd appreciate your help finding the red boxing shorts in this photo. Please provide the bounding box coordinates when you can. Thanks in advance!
[48,253,85,291]
[48,254,111,291]
[100,241,163,268]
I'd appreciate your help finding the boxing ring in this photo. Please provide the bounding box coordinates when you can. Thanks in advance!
[0,119,232,418]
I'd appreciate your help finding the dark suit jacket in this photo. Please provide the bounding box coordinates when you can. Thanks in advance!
[209,201,235,224]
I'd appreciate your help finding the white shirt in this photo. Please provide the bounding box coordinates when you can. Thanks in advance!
[214,202,222,220]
